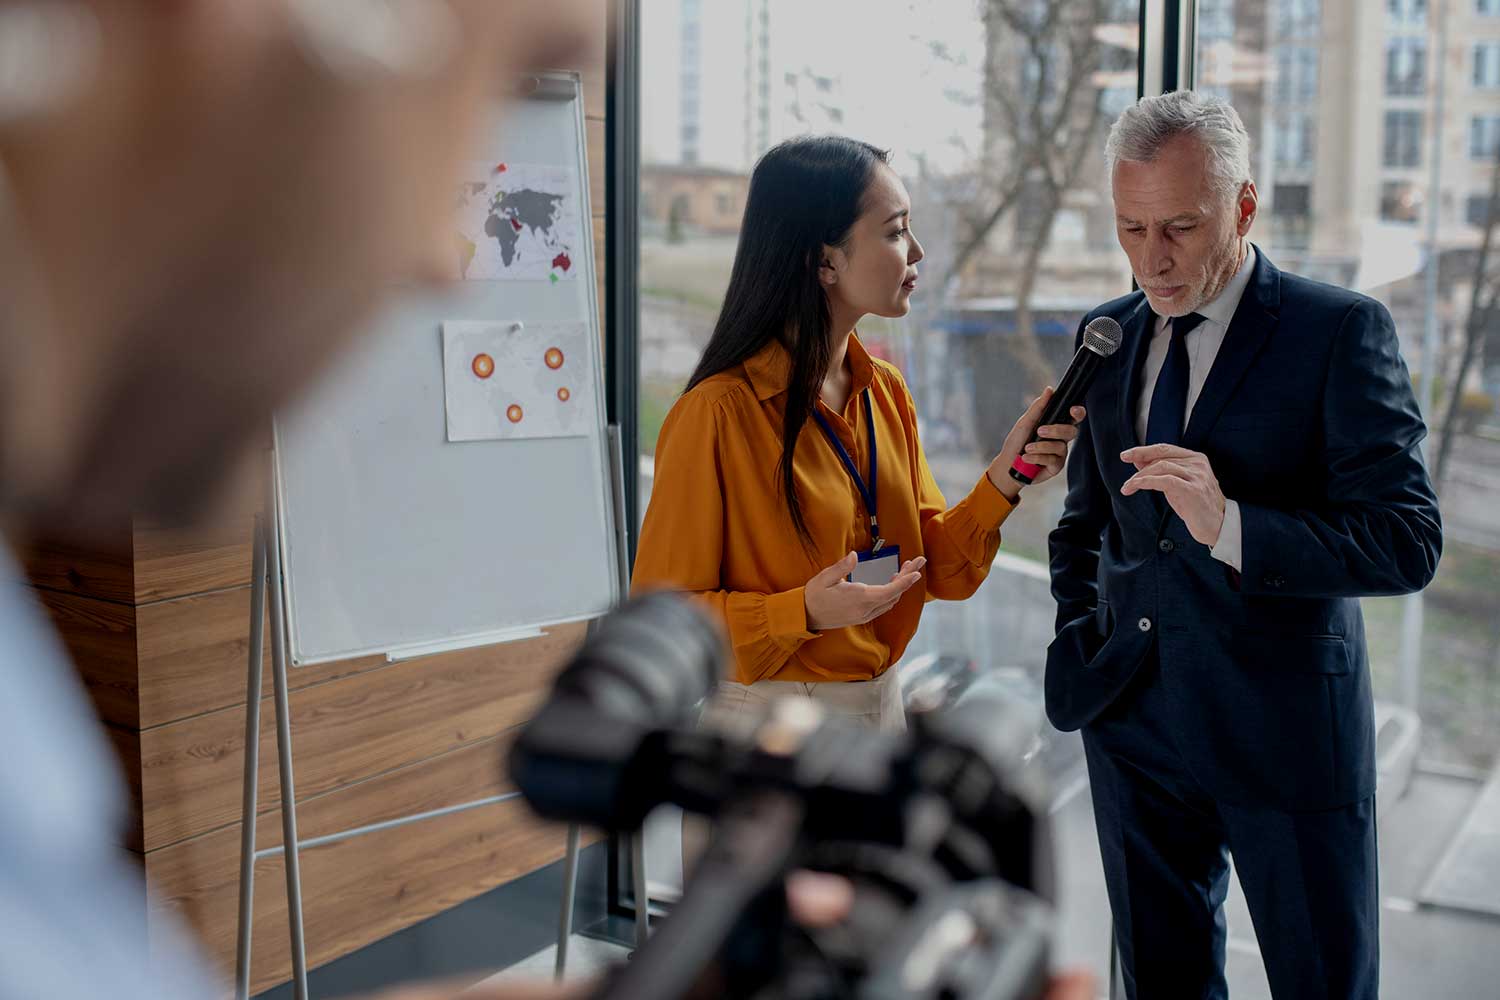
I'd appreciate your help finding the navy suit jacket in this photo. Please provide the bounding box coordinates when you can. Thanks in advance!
[1046,248,1442,812]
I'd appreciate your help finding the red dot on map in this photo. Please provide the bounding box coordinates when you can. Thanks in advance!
[545,348,565,370]
[510,217,523,232]
[494,162,508,174]
[471,354,494,379]
[557,387,571,402]
[506,405,524,424]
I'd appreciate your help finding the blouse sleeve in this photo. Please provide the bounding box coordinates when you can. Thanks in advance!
[631,389,818,683]
[891,370,1015,602]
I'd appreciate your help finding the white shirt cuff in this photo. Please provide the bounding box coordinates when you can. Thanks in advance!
[1210,499,1243,572]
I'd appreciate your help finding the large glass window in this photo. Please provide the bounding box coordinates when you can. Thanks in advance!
[1389,0,1429,27]
[1206,0,1500,779]
[637,0,1140,980]
[1277,46,1322,103]
[1273,112,1316,168]
[1201,2,1500,994]
[1472,113,1500,160]
[1385,109,1425,167]
[639,0,1138,568]
[630,2,1500,993]
[1386,38,1427,97]
[1476,40,1500,89]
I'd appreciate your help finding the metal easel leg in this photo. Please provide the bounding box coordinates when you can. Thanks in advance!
[604,425,650,948]
[555,824,583,980]
[265,475,311,1000]
[234,517,269,1000]
[631,832,650,948]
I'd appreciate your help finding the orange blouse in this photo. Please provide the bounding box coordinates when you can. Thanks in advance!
[631,334,1015,685]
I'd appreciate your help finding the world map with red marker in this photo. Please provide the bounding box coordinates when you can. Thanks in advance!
[455,161,582,283]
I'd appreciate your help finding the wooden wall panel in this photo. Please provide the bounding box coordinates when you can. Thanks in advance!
[136,584,266,728]
[582,63,605,119]
[36,590,140,728]
[133,516,255,605]
[595,215,609,340]
[580,0,607,120]
[587,117,607,219]
[133,584,392,730]
[147,737,578,996]
[139,625,584,851]
[17,523,135,603]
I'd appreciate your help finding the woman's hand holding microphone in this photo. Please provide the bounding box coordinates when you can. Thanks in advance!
[988,387,1086,501]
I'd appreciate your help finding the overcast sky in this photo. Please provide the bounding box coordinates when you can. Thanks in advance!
[640,0,990,174]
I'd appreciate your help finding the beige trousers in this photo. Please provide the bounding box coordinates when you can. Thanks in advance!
[698,670,907,734]
[682,670,906,876]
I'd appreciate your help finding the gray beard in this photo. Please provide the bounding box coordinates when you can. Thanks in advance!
[1191,237,1245,313]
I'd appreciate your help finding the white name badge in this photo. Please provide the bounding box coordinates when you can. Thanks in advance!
[849,545,902,585]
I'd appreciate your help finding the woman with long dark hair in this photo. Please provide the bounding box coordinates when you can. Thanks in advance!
[633,136,1082,730]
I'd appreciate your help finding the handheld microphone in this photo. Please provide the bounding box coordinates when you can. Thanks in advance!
[1009,316,1123,485]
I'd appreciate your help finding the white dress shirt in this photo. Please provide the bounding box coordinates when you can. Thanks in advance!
[1135,242,1255,572]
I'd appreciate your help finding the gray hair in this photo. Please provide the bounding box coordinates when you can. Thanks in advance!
[1105,90,1252,203]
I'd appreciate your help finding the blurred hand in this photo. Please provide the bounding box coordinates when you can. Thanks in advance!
[1042,971,1098,1000]
[803,552,927,631]
[788,871,1096,1000]
[373,872,1094,999]
[988,388,1087,499]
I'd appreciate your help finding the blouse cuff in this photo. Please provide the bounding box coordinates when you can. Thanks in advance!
[963,472,1018,532]
[765,586,819,646]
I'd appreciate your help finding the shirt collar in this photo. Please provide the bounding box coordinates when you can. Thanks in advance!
[744,332,877,402]
[1192,241,1257,329]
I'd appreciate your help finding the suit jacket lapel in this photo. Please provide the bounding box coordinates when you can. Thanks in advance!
[1182,247,1281,451]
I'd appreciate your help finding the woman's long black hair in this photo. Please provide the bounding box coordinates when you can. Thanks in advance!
[685,135,890,545]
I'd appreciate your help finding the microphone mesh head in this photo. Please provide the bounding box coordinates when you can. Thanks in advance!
[1082,316,1124,357]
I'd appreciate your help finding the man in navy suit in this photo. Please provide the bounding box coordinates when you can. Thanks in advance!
[1048,91,1442,1000]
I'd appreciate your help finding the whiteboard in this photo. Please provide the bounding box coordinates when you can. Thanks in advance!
[272,73,620,665]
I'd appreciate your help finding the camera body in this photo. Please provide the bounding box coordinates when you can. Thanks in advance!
[509,594,1055,1000]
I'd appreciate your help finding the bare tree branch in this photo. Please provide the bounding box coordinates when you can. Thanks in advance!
[943,0,1114,432]
[1435,142,1500,486]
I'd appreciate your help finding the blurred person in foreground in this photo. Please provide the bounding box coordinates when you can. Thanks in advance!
[0,2,1092,997]
[0,2,590,997]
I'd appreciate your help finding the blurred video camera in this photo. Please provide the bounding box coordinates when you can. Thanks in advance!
[509,593,1056,1000]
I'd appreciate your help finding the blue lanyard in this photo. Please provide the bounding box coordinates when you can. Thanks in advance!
[812,389,881,547]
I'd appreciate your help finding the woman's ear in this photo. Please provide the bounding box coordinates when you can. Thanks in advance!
[819,245,845,285]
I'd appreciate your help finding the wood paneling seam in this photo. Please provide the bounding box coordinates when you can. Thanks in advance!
[141,728,527,853]
[27,582,137,610]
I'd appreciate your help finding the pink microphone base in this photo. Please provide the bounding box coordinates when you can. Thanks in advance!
[1010,456,1042,483]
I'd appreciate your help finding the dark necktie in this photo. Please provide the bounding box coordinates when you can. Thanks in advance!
[1144,312,1207,447]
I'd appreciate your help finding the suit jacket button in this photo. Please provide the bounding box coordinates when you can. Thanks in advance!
[1137,617,1152,632]
[1158,539,1175,553]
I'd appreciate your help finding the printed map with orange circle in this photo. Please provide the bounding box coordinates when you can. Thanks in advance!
[441,320,596,442]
